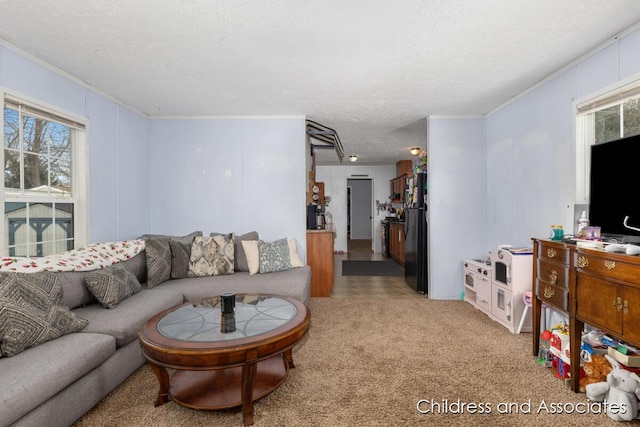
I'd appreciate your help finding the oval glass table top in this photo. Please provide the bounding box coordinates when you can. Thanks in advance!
[156,294,297,342]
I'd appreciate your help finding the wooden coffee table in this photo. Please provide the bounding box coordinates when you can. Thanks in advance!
[138,294,310,426]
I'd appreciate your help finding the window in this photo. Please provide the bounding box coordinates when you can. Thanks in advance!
[2,92,88,257]
[575,80,640,203]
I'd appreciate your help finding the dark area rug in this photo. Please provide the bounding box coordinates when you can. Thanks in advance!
[341,260,404,276]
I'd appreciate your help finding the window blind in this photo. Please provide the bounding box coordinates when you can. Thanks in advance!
[4,95,86,130]
[576,80,640,115]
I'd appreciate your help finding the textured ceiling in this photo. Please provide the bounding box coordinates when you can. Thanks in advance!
[1,1,640,165]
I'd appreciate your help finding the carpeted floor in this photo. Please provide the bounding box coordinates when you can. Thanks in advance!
[73,297,635,427]
[341,260,404,276]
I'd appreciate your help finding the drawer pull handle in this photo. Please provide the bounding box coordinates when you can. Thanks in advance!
[546,248,557,258]
[624,300,629,315]
[614,297,623,312]
[604,260,616,270]
[549,270,558,286]
[543,286,555,299]
[577,256,589,268]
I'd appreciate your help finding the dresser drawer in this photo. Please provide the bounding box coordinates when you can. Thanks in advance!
[538,259,569,289]
[538,242,569,265]
[576,253,640,286]
[536,279,568,311]
[537,259,569,289]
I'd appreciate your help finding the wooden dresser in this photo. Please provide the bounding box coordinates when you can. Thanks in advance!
[306,230,335,297]
[532,238,640,392]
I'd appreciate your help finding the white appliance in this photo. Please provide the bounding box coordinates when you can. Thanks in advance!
[489,246,533,333]
[463,259,492,317]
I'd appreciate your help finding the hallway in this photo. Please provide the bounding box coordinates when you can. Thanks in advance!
[330,239,416,298]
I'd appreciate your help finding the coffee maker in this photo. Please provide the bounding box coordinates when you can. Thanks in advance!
[307,204,318,229]
[307,204,325,230]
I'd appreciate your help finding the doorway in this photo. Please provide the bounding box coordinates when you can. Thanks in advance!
[347,178,373,253]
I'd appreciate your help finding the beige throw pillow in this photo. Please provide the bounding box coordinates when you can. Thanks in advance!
[241,240,260,275]
[288,238,303,268]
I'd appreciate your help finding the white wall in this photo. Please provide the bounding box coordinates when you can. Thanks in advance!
[0,44,151,243]
[485,27,640,254]
[1,45,308,256]
[149,117,308,259]
[427,117,486,299]
[315,165,395,253]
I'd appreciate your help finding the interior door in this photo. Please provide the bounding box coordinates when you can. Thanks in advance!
[347,179,372,240]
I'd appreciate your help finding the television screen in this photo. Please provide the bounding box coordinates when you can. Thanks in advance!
[589,134,640,239]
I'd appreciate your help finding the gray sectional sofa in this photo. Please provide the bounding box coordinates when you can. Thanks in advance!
[0,235,311,427]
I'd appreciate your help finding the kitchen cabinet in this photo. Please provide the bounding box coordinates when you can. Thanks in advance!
[396,160,412,176]
[306,230,334,297]
[389,160,413,203]
[532,238,640,392]
[389,222,405,267]
[389,176,406,202]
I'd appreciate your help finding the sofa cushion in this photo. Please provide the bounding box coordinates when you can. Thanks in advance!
[155,266,312,305]
[0,272,88,357]
[188,234,234,277]
[72,287,184,348]
[84,266,142,309]
[0,332,115,426]
[58,271,98,309]
[259,238,291,274]
[120,251,147,283]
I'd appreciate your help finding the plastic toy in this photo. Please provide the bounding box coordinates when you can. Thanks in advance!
[586,354,640,422]
[538,330,553,367]
[578,354,611,393]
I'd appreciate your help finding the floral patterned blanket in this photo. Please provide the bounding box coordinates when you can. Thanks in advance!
[0,240,145,273]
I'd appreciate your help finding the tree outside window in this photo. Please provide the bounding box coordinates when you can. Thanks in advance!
[3,101,79,257]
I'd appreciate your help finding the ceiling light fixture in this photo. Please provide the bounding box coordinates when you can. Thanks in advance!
[348,155,358,162]
[410,147,421,156]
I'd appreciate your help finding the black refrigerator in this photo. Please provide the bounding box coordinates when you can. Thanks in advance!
[404,171,428,294]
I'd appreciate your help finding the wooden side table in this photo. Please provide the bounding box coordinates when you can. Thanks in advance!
[306,230,334,297]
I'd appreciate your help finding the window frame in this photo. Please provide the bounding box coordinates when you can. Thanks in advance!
[1,88,89,257]
[574,76,640,205]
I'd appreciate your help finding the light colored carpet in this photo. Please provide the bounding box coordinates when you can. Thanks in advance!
[73,297,635,426]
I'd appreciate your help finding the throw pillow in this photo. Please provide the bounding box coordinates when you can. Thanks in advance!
[0,272,88,357]
[85,266,142,309]
[188,234,235,277]
[143,238,171,288]
[288,238,304,268]
[258,238,291,274]
[241,240,260,275]
[141,231,203,287]
[234,231,259,271]
[169,239,191,279]
[0,271,63,309]
[210,231,259,272]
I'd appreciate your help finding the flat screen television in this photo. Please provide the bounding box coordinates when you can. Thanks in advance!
[588,134,640,242]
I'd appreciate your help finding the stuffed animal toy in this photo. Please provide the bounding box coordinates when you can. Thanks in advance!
[579,354,612,393]
[586,354,640,422]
